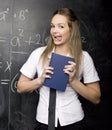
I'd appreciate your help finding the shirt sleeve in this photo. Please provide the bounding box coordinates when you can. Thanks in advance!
[82,51,100,83]
[20,50,38,79]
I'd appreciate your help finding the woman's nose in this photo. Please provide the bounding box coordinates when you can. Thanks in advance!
[52,27,58,33]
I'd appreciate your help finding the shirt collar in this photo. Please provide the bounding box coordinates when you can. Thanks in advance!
[48,47,71,59]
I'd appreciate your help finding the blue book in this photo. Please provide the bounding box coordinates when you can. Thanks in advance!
[44,53,74,91]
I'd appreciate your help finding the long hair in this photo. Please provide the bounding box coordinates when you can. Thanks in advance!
[40,8,82,76]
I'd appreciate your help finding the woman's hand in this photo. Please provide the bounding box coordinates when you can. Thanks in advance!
[40,66,54,84]
[63,61,76,83]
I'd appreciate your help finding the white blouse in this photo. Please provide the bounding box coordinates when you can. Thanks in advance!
[20,46,100,127]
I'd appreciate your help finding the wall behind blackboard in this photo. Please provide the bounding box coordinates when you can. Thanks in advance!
[0,0,112,130]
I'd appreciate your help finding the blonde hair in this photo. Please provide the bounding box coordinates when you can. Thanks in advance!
[40,8,82,76]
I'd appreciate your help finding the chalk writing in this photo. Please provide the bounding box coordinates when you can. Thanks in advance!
[0,8,28,23]
[13,9,28,21]
[11,51,28,55]
[11,73,19,93]
[5,61,12,72]
[25,36,35,45]
[0,60,12,73]
[1,79,10,85]
[35,34,41,44]
[0,36,7,43]
[0,61,11,72]
[18,28,24,37]
[10,36,21,47]
[81,36,87,43]
[10,32,45,47]
[0,62,2,68]
[19,9,28,21]
[0,8,9,22]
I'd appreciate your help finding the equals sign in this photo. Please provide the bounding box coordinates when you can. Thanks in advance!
[1,79,10,85]
[0,37,7,42]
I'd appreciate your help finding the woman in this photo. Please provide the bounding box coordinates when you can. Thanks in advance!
[17,8,101,130]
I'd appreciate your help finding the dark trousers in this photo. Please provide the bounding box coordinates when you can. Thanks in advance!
[35,120,84,130]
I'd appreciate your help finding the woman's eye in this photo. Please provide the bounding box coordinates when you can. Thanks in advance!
[59,25,64,28]
[51,25,55,28]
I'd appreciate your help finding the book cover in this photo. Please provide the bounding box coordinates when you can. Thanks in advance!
[44,53,74,91]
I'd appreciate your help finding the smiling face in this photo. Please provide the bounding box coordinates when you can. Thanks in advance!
[50,14,71,47]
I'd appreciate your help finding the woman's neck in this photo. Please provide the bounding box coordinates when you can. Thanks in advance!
[54,45,70,56]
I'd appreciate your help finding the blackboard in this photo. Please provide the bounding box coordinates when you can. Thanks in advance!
[0,0,112,130]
